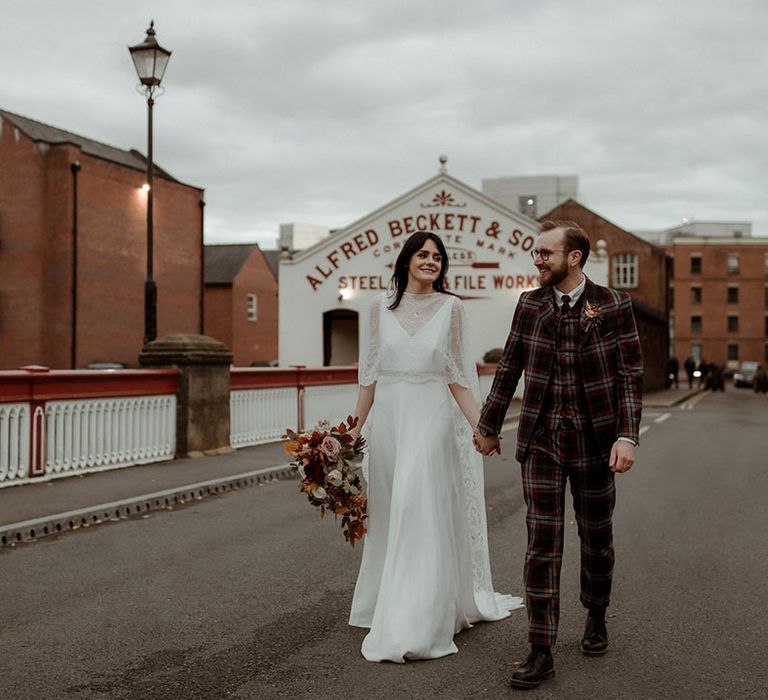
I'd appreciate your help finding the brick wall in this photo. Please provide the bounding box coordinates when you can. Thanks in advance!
[0,121,204,369]
[203,286,233,351]
[0,122,49,362]
[231,249,278,365]
[668,242,768,366]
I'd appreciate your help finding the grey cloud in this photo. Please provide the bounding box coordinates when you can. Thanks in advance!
[2,0,767,246]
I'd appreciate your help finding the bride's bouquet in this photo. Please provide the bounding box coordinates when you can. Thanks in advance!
[284,416,368,547]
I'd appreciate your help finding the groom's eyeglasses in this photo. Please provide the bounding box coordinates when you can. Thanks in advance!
[530,248,568,262]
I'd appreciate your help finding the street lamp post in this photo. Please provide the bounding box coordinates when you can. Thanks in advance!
[128,20,171,344]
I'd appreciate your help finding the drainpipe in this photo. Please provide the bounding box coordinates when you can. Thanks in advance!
[199,199,205,334]
[70,161,81,368]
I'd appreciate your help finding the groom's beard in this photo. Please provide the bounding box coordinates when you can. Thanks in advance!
[538,258,569,288]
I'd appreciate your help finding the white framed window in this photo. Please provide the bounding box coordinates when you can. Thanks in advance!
[246,293,258,322]
[691,343,702,364]
[727,253,739,274]
[612,253,638,289]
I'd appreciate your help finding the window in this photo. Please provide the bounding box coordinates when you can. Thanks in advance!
[727,315,739,333]
[765,315,768,336]
[765,287,768,309]
[764,253,768,278]
[727,286,739,304]
[669,287,674,310]
[691,315,702,333]
[690,255,702,274]
[691,286,702,304]
[246,293,258,322]
[691,343,702,364]
[727,344,739,361]
[727,253,739,274]
[612,253,638,288]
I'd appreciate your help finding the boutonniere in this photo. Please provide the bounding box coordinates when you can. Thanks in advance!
[582,300,601,333]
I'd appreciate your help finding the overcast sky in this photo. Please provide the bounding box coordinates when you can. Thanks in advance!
[5,0,767,246]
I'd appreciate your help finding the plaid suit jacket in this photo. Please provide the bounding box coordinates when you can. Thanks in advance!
[477,277,643,463]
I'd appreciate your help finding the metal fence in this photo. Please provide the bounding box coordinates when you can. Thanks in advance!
[0,402,30,486]
[0,369,178,489]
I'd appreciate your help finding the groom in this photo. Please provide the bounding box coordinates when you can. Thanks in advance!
[474,220,643,690]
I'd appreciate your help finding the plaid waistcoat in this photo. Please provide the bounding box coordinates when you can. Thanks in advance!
[541,294,590,430]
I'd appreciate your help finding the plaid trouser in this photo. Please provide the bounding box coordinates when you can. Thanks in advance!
[522,424,616,646]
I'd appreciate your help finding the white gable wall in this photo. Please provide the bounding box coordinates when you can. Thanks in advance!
[279,173,607,367]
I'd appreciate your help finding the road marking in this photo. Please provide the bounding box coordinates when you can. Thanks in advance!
[639,426,650,436]
[680,392,708,410]
[654,413,671,424]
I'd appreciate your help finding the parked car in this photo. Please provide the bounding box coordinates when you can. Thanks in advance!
[84,362,126,370]
[733,361,760,388]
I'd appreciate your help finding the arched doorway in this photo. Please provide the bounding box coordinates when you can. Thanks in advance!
[323,309,359,366]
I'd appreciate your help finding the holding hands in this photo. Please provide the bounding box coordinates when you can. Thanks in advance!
[473,428,502,456]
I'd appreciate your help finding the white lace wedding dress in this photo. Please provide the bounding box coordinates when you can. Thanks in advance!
[348,291,523,663]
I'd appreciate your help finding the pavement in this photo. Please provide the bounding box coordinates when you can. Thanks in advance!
[0,386,701,541]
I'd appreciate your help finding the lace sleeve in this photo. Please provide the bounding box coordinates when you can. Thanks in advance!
[446,297,481,401]
[358,295,382,386]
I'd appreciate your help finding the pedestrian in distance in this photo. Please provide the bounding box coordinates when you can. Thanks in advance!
[708,364,725,392]
[698,360,710,389]
[684,357,696,389]
[665,356,679,389]
[753,365,768,394]
[347,231,523,663]
[474,220,643,690]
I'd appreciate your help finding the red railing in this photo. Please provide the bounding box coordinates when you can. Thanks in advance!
[0,367,180,486]
[0,366,179,403]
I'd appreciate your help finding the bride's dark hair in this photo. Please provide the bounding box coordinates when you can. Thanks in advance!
[388,231,454,310]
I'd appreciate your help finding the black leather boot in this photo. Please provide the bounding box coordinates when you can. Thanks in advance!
[581,613,608,655]
[510,647,554,689]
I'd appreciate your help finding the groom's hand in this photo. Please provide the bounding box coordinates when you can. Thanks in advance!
[473,429,501,456]
[609,440,636,473]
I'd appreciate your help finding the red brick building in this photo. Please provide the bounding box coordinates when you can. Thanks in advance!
[204,245,278,366]
[666,238,768,368]
[0,109,204,369]
[541,200,671,390]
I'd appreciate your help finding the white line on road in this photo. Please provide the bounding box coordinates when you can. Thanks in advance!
[639,426,650,436]
[654,413,671,424]
[680,391,708,410]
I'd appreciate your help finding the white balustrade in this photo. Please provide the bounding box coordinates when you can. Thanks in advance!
[303,384,359,431]
[230,387,297,447]
[43,395,175,479]
[0,403,30,486]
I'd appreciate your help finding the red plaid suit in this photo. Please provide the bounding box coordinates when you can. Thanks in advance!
[478,277,643,645]
[477,277,643,461]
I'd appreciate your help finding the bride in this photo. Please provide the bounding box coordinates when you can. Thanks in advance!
[348,231,523,663]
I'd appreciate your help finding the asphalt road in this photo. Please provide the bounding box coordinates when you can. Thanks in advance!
[1,389,766,699]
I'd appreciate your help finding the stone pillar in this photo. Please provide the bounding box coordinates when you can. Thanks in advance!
[139,334,233,458]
